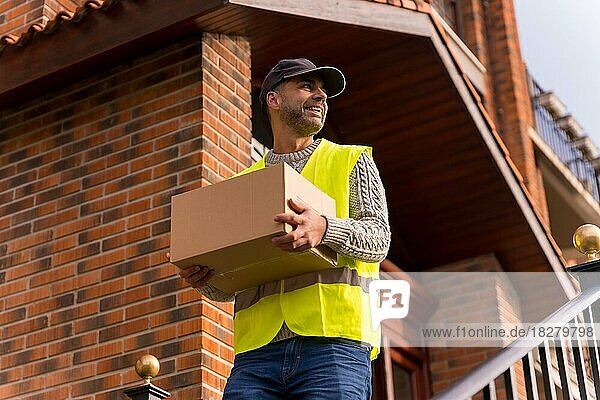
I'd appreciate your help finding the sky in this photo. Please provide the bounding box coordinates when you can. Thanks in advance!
[514,0,600,144]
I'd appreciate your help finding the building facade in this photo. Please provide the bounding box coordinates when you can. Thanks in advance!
[0,0,596,399]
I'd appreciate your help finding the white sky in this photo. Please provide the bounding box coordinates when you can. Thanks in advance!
[514,0,600,144]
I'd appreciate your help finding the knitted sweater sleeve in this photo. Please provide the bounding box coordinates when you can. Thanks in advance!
[321,152,391,263]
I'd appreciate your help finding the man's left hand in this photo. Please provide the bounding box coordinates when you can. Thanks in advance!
[272,198,327,252]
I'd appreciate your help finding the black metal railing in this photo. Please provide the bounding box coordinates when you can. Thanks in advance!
[532,79,600,202]
[433,286,600,400]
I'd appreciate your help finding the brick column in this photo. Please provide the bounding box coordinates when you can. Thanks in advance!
[482,0,549,224]
[458,0,498,129]
[196,32,252,399]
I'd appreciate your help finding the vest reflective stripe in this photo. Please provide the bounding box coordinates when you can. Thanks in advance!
[233,139,381,360]
[235,266,374,313]
[234,281,281,313]
[283,266,373,293]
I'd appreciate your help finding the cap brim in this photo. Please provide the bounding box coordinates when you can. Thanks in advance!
[284,66,346,98]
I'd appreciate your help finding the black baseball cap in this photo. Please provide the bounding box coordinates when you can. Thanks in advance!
[259,58,346,112]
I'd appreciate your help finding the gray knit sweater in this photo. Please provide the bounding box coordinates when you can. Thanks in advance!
[200,139,391,340]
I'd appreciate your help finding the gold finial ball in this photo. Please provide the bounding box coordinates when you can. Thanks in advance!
[135,354,160,384]
[573,224,600,260]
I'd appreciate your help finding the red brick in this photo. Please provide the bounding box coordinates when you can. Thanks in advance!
[101,226,151,251]
[71,373,121,397]
[0,367,23,386]
[202,302,233,330]
[1,346,47,369]
[8,230,52,253]
[21,386,69,400]
[97,285,149,314]
[45,365,95,389]
[11,202,56,226]
[27,293,74,317]
[0,336,25,356]
[76,278,124,303]
[178,287,202,305]
[125,295,176,320]
[6,258,52,281]
[201,351,231,377]
[201,317,233,346]
[78,220,125,244]
[149,303,202,328]
[201,369,223,391]
[178,352,202,371]
[99,353,151,380]
[52,242,100,267]
[80,192,127,216]
[101,198,151,224]
[125,235,170,258]
[0,279,28,298]
[100,255,151,281]
[179,318,202,338]
[50,301,99,326]
[29,264,75,288]
[127,205,170,229]
[30,235,77,260]
[99,318,149,343]
[48,331,97,356]
[73,341,123,364]
[76,248,126,273]
[0,375,46,399]
[126,264,177,289]
[5,285,51,309]
[1,316,47,340]
[26,324,72,347]
[123,325,177,352]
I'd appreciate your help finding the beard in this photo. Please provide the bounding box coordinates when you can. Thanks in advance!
[280,101,325,137]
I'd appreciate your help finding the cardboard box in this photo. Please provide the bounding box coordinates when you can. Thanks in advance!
[170,162,337,293]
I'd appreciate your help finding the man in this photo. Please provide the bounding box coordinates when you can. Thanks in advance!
[179,58,390,399]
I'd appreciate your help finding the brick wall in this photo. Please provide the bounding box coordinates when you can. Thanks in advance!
[458,0,498,130]
[424,255,526,399]
[0,0,84,38]
[458,0,550,225]
[0,31,251,399]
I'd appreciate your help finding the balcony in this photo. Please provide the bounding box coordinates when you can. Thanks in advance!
[532,79,600,202]
[529,77,600,261]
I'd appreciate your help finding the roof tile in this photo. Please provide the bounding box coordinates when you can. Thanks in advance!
[1,0,433,55]
[0,0,112,55]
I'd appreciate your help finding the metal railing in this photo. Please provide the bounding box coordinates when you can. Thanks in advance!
[433,286,600,400]
[532,79,600,202]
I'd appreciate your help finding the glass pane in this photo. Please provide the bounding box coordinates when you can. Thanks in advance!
[392,362,413,400]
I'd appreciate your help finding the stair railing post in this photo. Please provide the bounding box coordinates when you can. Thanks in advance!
[123,355,171,400]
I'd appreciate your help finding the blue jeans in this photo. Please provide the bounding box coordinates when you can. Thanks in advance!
[223,336,372,399]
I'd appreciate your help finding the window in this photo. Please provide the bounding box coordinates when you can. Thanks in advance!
[372,343,430,400]
[431,0,461,35]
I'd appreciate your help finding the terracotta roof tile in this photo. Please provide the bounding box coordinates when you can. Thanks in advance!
[0,0,434,56]
[0,0,113,56]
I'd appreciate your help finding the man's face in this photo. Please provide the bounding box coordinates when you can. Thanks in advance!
[273,74,328,137]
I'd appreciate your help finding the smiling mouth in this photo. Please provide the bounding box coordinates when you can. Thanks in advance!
[304,106,323,118]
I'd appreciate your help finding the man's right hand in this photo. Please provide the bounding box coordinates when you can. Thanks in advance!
[179,265,216,289]
[166,252,215,289]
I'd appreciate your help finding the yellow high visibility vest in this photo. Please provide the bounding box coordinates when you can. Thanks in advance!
[233,139,381,360]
